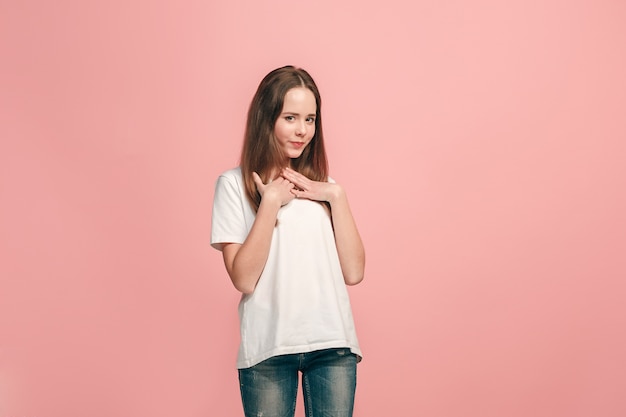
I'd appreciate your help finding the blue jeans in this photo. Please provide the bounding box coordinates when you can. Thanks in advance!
[238,348,357,417]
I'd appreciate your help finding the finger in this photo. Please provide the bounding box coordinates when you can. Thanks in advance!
[252,172,264,189]
[283,166,303,178]
[282,169,306,188]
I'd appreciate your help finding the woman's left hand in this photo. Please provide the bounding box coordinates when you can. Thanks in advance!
[281,166,340,203]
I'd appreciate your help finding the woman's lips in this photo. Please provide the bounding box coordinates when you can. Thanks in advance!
[291,141,305,149]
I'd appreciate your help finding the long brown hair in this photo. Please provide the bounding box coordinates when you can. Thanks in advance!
[240,66,329,212]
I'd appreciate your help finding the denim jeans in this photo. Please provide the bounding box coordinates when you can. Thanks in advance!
[238,348,357,417]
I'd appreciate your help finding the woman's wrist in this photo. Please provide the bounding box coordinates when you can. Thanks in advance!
[326,184,346,206]
[259,193,283,213]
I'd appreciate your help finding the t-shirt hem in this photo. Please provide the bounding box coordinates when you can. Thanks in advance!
[211,236,245,250]
[236,341,363,369]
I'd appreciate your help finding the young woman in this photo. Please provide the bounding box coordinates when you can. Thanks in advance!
[211,65,365,417]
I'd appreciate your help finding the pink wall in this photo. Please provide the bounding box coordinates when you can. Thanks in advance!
[2,1,625,416]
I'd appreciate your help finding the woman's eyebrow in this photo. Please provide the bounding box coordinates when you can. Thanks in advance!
[281,112,316,116]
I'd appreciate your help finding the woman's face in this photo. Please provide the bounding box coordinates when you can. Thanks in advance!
[273,87,317,161]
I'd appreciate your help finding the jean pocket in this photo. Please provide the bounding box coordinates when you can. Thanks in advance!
[336,348,349,356]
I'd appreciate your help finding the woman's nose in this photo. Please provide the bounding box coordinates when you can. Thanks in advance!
[295,121,306,135]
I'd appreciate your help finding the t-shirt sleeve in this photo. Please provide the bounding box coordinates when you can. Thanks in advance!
[211,174,248,250]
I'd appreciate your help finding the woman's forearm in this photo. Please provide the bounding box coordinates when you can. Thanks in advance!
[224,198,281,294]
[328,187,365,285]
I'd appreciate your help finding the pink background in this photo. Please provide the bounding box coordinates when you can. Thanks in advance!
[2,0,625,416]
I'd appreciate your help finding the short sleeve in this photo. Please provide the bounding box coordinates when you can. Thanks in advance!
[211,173,248,250]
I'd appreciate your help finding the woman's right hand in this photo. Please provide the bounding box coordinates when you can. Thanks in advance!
[253,172,295,207]
[224,173,295,294]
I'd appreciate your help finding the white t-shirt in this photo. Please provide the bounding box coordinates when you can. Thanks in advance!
[211,167,362,369]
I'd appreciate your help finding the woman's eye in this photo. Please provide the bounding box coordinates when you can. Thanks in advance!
[285,116,295,121]
[306,117,316,123]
